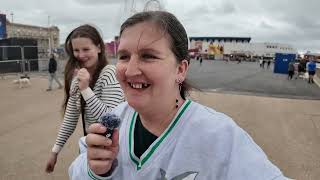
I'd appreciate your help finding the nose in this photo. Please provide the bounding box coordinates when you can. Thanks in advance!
[78,51,86,59]
[125,55,142,77]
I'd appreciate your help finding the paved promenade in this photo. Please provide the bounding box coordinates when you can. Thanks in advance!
[0,75,319,180]
[188,60,320,100]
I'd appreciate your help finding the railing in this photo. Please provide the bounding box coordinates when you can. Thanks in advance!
[0,45,58,76]
[0,58,65,77]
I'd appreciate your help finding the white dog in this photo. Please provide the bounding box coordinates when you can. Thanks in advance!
[13,78,31,88]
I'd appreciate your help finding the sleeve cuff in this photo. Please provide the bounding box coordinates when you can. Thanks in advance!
[87,159,118,180]
[52,144,62,154]
[81,87,95,101]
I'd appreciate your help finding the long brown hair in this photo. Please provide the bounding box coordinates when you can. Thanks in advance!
[63,24,108,112]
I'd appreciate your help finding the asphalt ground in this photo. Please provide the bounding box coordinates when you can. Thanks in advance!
[188,59,320,100]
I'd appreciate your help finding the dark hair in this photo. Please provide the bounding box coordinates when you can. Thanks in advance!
[63,24,108,112]
[119,11,191,99]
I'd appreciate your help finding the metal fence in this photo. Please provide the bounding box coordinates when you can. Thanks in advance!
[0,58,65,76]
[0,45,65,77]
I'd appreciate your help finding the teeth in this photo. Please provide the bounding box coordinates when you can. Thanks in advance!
[136,84,142,89]
[131,83,142,89]
[130,83,149,89]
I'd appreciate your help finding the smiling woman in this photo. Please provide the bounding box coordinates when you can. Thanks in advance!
[69,12,288,180]
[116,21,189,117]
[45,24,125,173]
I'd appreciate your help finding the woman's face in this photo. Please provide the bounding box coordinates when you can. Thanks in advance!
[71,37,101,69]
[116,22,188,111]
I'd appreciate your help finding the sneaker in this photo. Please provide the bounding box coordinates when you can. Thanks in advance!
[46,88,52,91]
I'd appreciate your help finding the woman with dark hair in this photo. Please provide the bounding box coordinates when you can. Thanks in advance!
[45,24,124,173]
[69,12,287,180]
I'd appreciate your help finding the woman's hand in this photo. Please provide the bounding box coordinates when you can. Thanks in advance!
[76,68,91,91]
[45,152,58,173]
[86,123,119,175]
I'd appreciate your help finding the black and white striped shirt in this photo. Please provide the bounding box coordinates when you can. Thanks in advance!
[52,65,124,153]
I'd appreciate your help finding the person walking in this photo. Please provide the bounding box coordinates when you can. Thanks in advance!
[307,58,317,83]
[267,60,271,69]
[199,54,203,66]
[259,58,263,68]
[45,24,125,173]
[47,54,63,91]
[262,59,266,69]
[288,61,295,80]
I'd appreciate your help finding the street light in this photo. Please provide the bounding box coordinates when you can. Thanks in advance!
[10,12,13,22]
[47,15,51,55]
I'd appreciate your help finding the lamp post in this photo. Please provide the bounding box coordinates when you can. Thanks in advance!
[10,12,13,22]
[47,15,51,55]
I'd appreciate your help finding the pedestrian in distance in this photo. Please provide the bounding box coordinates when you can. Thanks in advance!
[293,61,299,79]
[259,58,263,68]
[45,24,125,173]
[262,59,266,69]
[307,58,317,84]
[267,60,271,69]
[288,61,295,80]
[298,60,304,78]
[46,53,63,91]
[199,54,203,66]
[69,11,288,180]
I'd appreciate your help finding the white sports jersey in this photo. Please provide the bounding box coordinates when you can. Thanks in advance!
[69,100,287,180]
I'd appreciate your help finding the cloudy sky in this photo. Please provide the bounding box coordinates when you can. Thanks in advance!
[1,0,319,53]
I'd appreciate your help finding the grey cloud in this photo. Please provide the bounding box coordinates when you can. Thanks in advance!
[75,0,120,5]
[216,2,236,14]
[1,0,320,52]
[259,21,274,30]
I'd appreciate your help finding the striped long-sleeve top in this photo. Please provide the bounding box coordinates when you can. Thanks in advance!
[52,65,124,154]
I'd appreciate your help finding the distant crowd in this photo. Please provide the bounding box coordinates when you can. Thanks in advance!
[287,57,317,84]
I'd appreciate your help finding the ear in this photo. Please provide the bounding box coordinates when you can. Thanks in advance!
[177,59,189,81]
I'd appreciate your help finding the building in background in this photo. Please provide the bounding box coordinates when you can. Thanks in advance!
[0,13,59,60]
[189,37,251,60]
[105,36,119,57]
[0,13,60,73]
[189,36,297,61]
[0,13,7,39]
[225,42,297,61]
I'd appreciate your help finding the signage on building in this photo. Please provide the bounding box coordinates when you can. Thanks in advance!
[0,14,7,39]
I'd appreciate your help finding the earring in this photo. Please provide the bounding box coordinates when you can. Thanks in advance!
[176,78,182,91]
[176,98,179,108]
[175,78,183,108]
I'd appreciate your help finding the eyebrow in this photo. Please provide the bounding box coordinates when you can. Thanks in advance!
[117,48,162,55]
[139,48,162,55]
[117,49,129,55]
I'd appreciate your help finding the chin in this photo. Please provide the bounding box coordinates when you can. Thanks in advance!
[127,102,143,112]
[127,98,146,111]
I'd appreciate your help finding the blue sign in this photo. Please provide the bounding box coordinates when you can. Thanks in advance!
[0,14,7,39]
[274,53,296,74]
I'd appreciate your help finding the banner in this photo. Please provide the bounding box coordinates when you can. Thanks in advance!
[0,14,7,39]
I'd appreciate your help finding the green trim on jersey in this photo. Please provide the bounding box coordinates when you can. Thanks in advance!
[88,165,108,180]
[128,99,192,170]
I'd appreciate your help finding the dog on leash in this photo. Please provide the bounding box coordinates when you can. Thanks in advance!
[13,78,31,88]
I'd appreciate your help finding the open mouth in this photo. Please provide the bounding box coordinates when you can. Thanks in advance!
[128,82,150,89]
